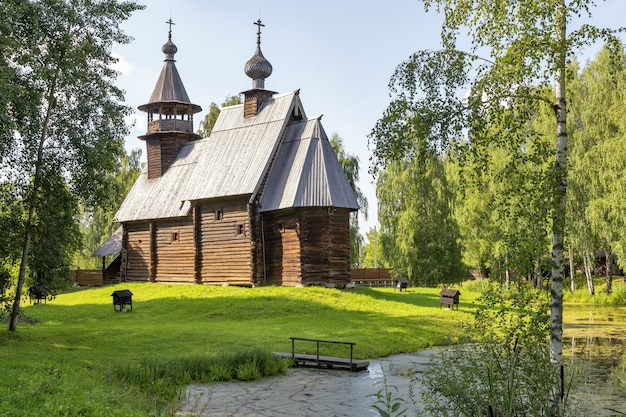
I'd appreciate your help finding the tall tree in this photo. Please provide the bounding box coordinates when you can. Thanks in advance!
[375,148,465,286]
[360,227,385,268]
[330,133,368,267]
[1,0,143,331]
[569,45,626,293]
[76,148,143,268]
[369,0,622,411]
[197,95,242,137]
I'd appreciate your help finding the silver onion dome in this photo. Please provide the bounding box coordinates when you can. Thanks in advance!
[162,39,177,60]
[244,19,272,89]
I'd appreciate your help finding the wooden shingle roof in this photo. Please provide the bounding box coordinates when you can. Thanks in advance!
[115,90,358,223]
[259,117,360,212]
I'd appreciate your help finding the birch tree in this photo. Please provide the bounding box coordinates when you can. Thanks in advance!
[369,0,622,412]
[568,45,626,293]
[1,0,143,331]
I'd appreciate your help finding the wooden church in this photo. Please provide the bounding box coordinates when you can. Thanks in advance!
[102,21,359,286]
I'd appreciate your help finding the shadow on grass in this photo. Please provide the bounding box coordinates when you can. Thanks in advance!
[7,284,468,364]
[354,286,474,311]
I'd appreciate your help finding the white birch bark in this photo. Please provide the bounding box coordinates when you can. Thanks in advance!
[550,1,567,413]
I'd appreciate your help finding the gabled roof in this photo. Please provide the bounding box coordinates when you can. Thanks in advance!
[115,92,297,222]
[114,90,358,223]
[259,118,360,212]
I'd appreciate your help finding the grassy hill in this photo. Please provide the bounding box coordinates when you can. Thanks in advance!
[0,283,478,416]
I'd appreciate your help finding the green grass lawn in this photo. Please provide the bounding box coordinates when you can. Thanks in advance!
[0,283,480,417]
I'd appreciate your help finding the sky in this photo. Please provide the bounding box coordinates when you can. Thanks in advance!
[112,0,626,236]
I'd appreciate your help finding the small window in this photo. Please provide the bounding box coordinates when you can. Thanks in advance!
[171,231,179,242]
[236,224,245,235]
[277,223,283,232]
[215,210,223,221]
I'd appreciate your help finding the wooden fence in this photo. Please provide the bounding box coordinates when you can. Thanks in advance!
[350,268,394,287]
[69,269,103,286]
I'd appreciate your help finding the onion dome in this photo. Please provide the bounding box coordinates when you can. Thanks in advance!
[162,38,178,60]
[245,19,273,89]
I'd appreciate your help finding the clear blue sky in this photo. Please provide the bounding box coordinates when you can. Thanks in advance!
[113,1,625,235]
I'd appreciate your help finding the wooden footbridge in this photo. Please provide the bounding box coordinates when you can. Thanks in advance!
[274,337,369,372]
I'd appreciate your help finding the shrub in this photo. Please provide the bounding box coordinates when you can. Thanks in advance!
[415,283,586,417]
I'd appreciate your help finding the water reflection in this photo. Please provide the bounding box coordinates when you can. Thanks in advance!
[564,306,626,416]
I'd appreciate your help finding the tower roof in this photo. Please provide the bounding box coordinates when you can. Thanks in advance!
[138,20,201,114]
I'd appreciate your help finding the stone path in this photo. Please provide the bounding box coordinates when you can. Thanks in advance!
[177,349,440,417]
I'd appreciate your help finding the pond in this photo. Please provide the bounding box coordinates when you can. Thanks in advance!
[563,306,626,416]
[178,306,626,417]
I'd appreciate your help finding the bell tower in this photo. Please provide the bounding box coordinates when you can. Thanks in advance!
[138,19,202,179]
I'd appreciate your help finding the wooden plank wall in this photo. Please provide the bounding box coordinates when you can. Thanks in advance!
[146,138,162,179]
[351,268,394,286]
[125,223,152,281]
[199,197,253,285]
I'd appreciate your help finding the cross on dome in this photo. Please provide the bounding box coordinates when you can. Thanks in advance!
[165,18,175,40]
[162,18,177,60]
[244,19,272,89]
[254,19,264,46]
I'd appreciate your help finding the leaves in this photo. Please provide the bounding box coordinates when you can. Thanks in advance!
[330,133,367,266]
[0,0,144,330]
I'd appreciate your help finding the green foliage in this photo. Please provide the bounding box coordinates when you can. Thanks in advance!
[0,0,144,330]
[28,171,80,293]
[0,361,152,417]
[369,367,408,417]
[330,133,368,267]
[417,283,582,416]
[449,101,554,286]
[370,1,622,382]
[360,227,387,268]
[376,153,466,286]
[564,276,626,305]
[567,44,626,291]
[75,149,142,269]
[113,348,289,415]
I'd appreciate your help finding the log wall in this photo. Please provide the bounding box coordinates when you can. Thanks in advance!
[300,208,351,285]
[263,211,302,285]
[121,203,352,287]
[154,218,195,283]
[69,269,103,286]
[199,197,253,285]
[262,208,352,286]
[125,223,152,281]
